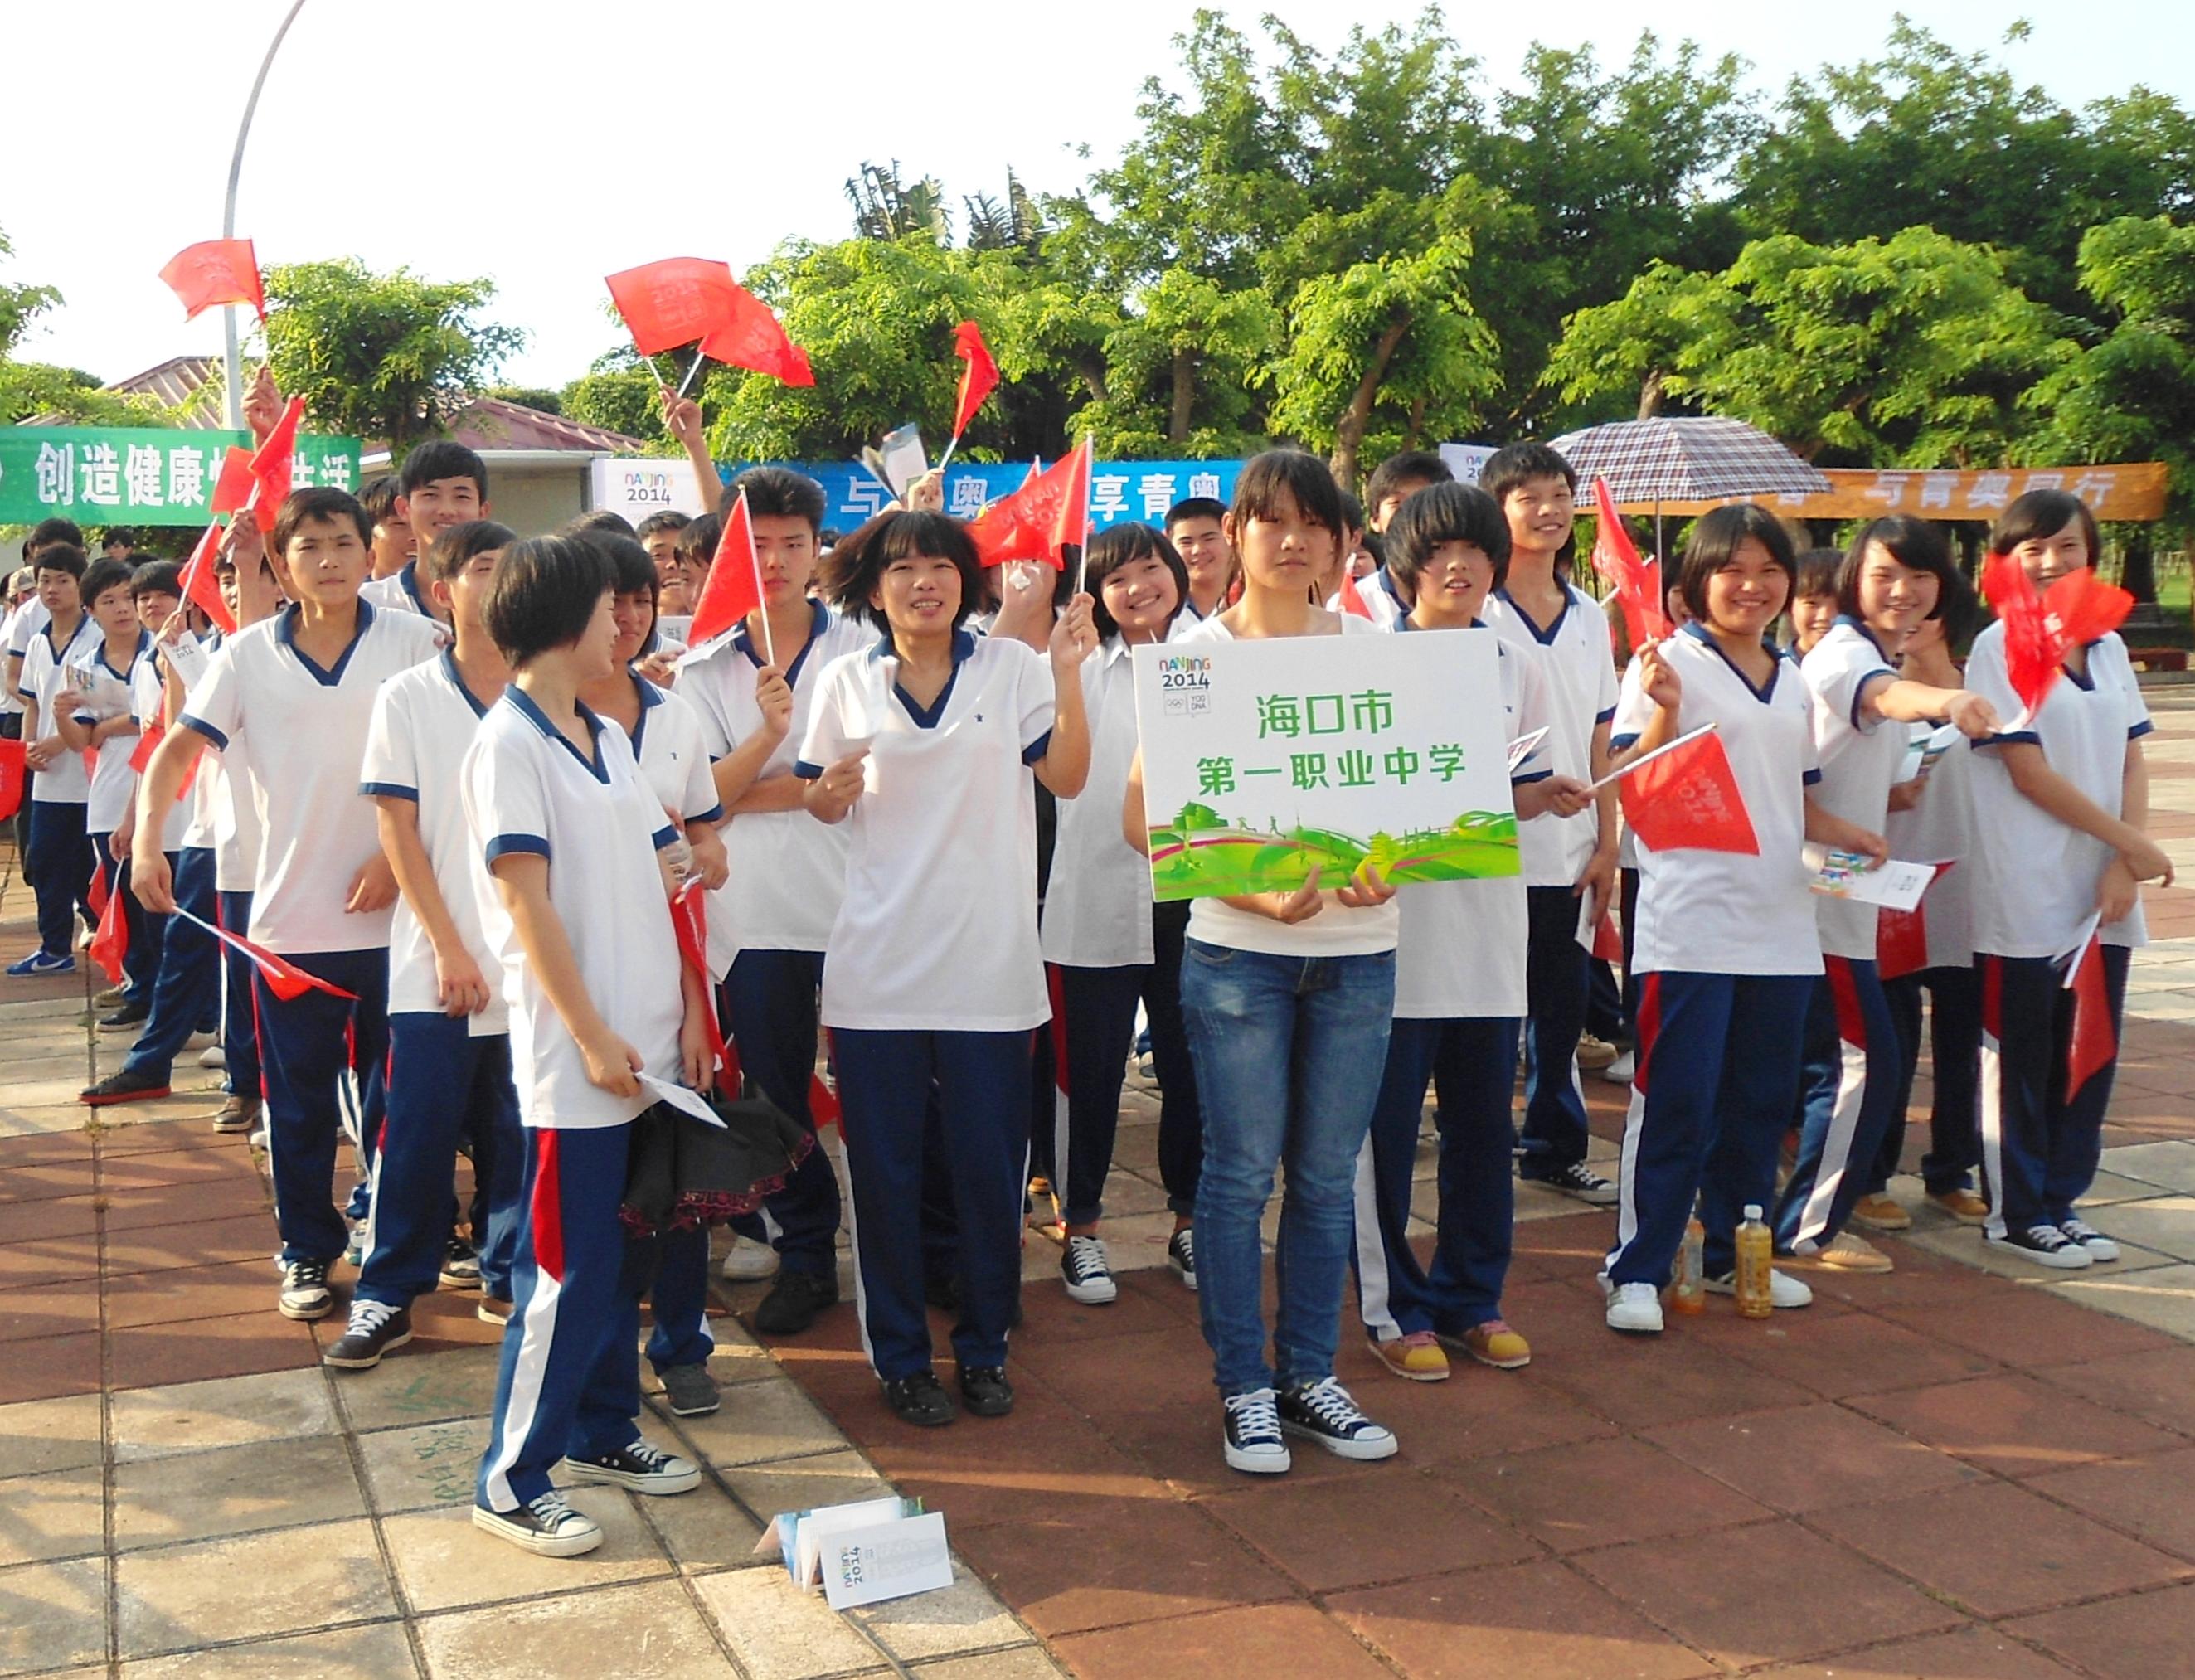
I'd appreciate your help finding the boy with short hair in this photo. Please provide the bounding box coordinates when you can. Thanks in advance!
[362,442,490,625]
[634,511,692,590]
[57,559,153,1019]
[1163,497,1235,629]
[1332,451,1456,629]
[359,476,414,582]
[134,488,444,1321]
[12,546,98,976]
[205,547,268,1135]
[1479,442,1623,1206]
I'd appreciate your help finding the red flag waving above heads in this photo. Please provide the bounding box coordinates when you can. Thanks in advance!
[950,320,999,441]
[686,489,765,648]
[177,520,237,634]
[1051,435,1094,560]
[1979,552,2134,721]
[158,239,265,322]
[698,284,814,387]
[1618,726,1760,856]
[969,445,1091,571]
[605,257,743,357]
[209,447,256,517]
[246,396,304,534]
[1589,477,1667,649]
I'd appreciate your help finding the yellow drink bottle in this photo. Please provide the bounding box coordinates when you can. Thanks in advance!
[1734,1204,1774,1320]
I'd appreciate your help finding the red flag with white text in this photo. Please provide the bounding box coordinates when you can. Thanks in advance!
[158,239,265,322]
[1618,728,1759,855]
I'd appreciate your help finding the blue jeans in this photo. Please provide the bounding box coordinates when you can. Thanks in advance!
[1182,939,1395,1396]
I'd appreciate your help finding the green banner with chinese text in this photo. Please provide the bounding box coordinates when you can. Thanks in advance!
[0,427,364,527]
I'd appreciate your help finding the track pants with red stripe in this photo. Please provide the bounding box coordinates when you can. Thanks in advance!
[1605,971,1814,1288]
[477,1122,656,1512]
[1774,957,1899,1256]
[1978,948,2129,1239]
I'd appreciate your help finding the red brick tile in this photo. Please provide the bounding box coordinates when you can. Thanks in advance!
[2032,1344,2195,1437]
[106,1306,321,1391]
[1053,1601,1394,1680]
[94,1118,245,1157]
[96,1175,270,1234]
[104,1257,289,1330]
[0,1157,98,1202]
[0,1195,100,1244]
[2029,1449,2195,1565]
[1524,1315,1819,1430]
[949,1498,1298,1638]
[1810,1478,2193,1617]
[0,1133,93,1170]
[1329,1558,1718,1680]
[102,1211,278,1276]
[0,1276,102,1342]
[1573,1517,1964,1668]
[2008,1580,2195,1680]
[1852,1374,2185,1479]
[95,1143,261,1193]
[1753,1625,2082,1678]
[0,1235,100,1290]
[1323,1361,1619,1466]
[872,1409,1172,1532]
[0,1328,101,1402]
[1644,1402,1983,1514]
[1008,1277,1197,1348]
[1436,1435,1772,1554]
[1202,1466,1540,1592]
[1715,1306,2001,1396]
[1011,1325,1221,1418]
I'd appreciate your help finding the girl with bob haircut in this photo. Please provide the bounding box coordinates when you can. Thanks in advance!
[799,508,1096,1427]
[1125,449,1403,1475]
[1600,504,1889,1337]
[1770,516,1998,1277]
[1962,489,2172,1268]
[1042,523,1202,1309]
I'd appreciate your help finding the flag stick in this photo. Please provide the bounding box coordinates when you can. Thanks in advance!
[1587,721,1717,792]
[938,434,959,473]
[676,347,707,398]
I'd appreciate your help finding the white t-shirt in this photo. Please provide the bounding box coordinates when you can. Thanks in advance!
[67,631,148,833]
[1483,581,1618,888]
[463,689,684,1129]
[618,670,722,831]
[7,597,51,663]
[129,654,193,854]
[181,600,443,954]
[1612,624,1823,978]
[798,629,1056,1031]
[0,604,25,717]
[1042,637,1155,969]
[361,653,507,1032]
[154,634,222,853]
[1802,619,1905,962]
[1323,566,1407,630]
[1390,620,1547,1019]
[1886,724,1977,971]
[359,561,444,625]
[1174,614,1401,959]
[18,614,98,803]
[1965,624,2151,958]
[681,603,868,956]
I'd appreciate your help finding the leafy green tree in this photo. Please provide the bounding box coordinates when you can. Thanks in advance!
[0,225,162,425]
[259,258,523,452]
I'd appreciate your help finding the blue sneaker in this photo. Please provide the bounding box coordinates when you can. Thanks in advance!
[7,950,74,978]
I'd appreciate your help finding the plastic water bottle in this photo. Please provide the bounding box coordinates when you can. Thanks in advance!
[1735,1204,1775,1320]
[1668,1218,1706,1316]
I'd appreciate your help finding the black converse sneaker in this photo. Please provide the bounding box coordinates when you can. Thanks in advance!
[2060,1218,2120,1262]
[1060,1235,1118,1304]
[277,1259,333,1320]
[473,1490,604,1557]
[1523,1160,1619,1206]
[559,1440,701,1496]
[323,1299,413,1369]
[1221,1387,1290,1474]
[1278,1377,1398,1461]
[1985,1222,2094,1270]
[1168,1227,1197,1292]
[439,1236,483,1290]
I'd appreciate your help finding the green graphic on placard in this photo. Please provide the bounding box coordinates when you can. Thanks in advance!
[1147,804,1518,899]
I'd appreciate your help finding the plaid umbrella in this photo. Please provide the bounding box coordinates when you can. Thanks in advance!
[1547,417,1832,503]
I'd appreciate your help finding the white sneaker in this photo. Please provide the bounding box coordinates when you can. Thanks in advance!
[1601,1050,1634,1085]
[1604,1279,1664,1334]
[720,1234,780,1281]
[197,1044,226,1068]
[2060,1218,2120,1263]
[1705,1268,1814,1309]
[1060,1235,1118,1304]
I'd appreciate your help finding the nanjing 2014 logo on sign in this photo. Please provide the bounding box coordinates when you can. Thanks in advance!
[1154,653,1212,716]
[621,468,677,507]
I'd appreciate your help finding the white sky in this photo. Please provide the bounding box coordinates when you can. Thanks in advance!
[5,0,2190,393]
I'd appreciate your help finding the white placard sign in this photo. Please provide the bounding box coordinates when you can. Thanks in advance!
[587,457,711,525]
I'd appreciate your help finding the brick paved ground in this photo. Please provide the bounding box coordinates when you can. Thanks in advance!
[6,701,2195,1677]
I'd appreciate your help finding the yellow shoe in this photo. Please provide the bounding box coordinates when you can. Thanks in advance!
[1456,1319,1532,1370]
[1368,1330,1450,1382]
[1929,1187,1990,1225]
[1788,1231,1895,1273]
[1574,1033,1619,1071]
[1852,1193,1911,1231]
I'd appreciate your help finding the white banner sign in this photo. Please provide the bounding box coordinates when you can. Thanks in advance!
[587,457,711,526]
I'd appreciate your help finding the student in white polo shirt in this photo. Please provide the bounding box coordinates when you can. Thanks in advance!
[464,533,711,1560]
[15,545,100,976]
[1479,444,1624,1207]
[1600,505,1888,1336]
[1772,518,1996,1274]
[325,521,525,1373]
[677,468,867,1326]
[1042,522,1202,1307]
[800,508,1094,1429]
[134,489,444,1323]
[1964,490,2173,1269]
[57,558,153,1014]
[360,441,489,627]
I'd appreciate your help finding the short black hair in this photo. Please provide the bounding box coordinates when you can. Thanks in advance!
[29,517,84,554]
[34,544,87,580]
[1338,489,1366,538]
[79,557,134,606]
[273,487,373,553]
[1163,497,1227,532]
[733,467,828,536]
[357,476,402,524]
[566,508,635,540]
[1382,482,1513,592]
[580,531,658,598]
[675,512,721,570]
[819,511,983,634]
[1990,488,2100,565]
[399,439,489,500]
[484,535,613,666]
[1674,503,1796,622]
[1927,563,1979,645]
[1363,450,1454,520]
[1084,523,1189,641]
[1793,547,1843,600]
[1231,450,1344,543]
[1479,442,1578,506]
[102,528,135,549]
[634,510,692,542]
[1836,516,1958,619]
[421,519,517,585]
[130,560,184,600]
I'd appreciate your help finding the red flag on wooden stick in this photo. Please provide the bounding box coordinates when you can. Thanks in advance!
[158,239,265,322]
[1617,726,1759,855]
[686,490,765,650]
[970,448,1089,570]
[950,320,999,443]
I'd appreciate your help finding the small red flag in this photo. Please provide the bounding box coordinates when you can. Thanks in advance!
[2044,566,2133,652]
[158,239,265,323]
[606,257,743,356]
[170,907,356,1001]
[1051,435,1094,561]
[1590,478,1667,650]
[90,879,129,985]
[686,489,765,649]
[970,449,1085,570]
[807,1071,840,1132]
[950,320,999,442]
[669,883,733,1078]
[177,520,238,634]
[1618,728,1760,855]
[129,722,163,776]
[2066,935,2117,1098]
[1337,569,1374,619]
[209,447,256,517]
[1979,555,2134,721]
[1591,910,1624,964]
[1876,863,1952,982]
[0,738,22,823]
[698,283,814,386]
[246,396,304,534]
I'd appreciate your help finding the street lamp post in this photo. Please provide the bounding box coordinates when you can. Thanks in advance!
[221,0,309,429]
